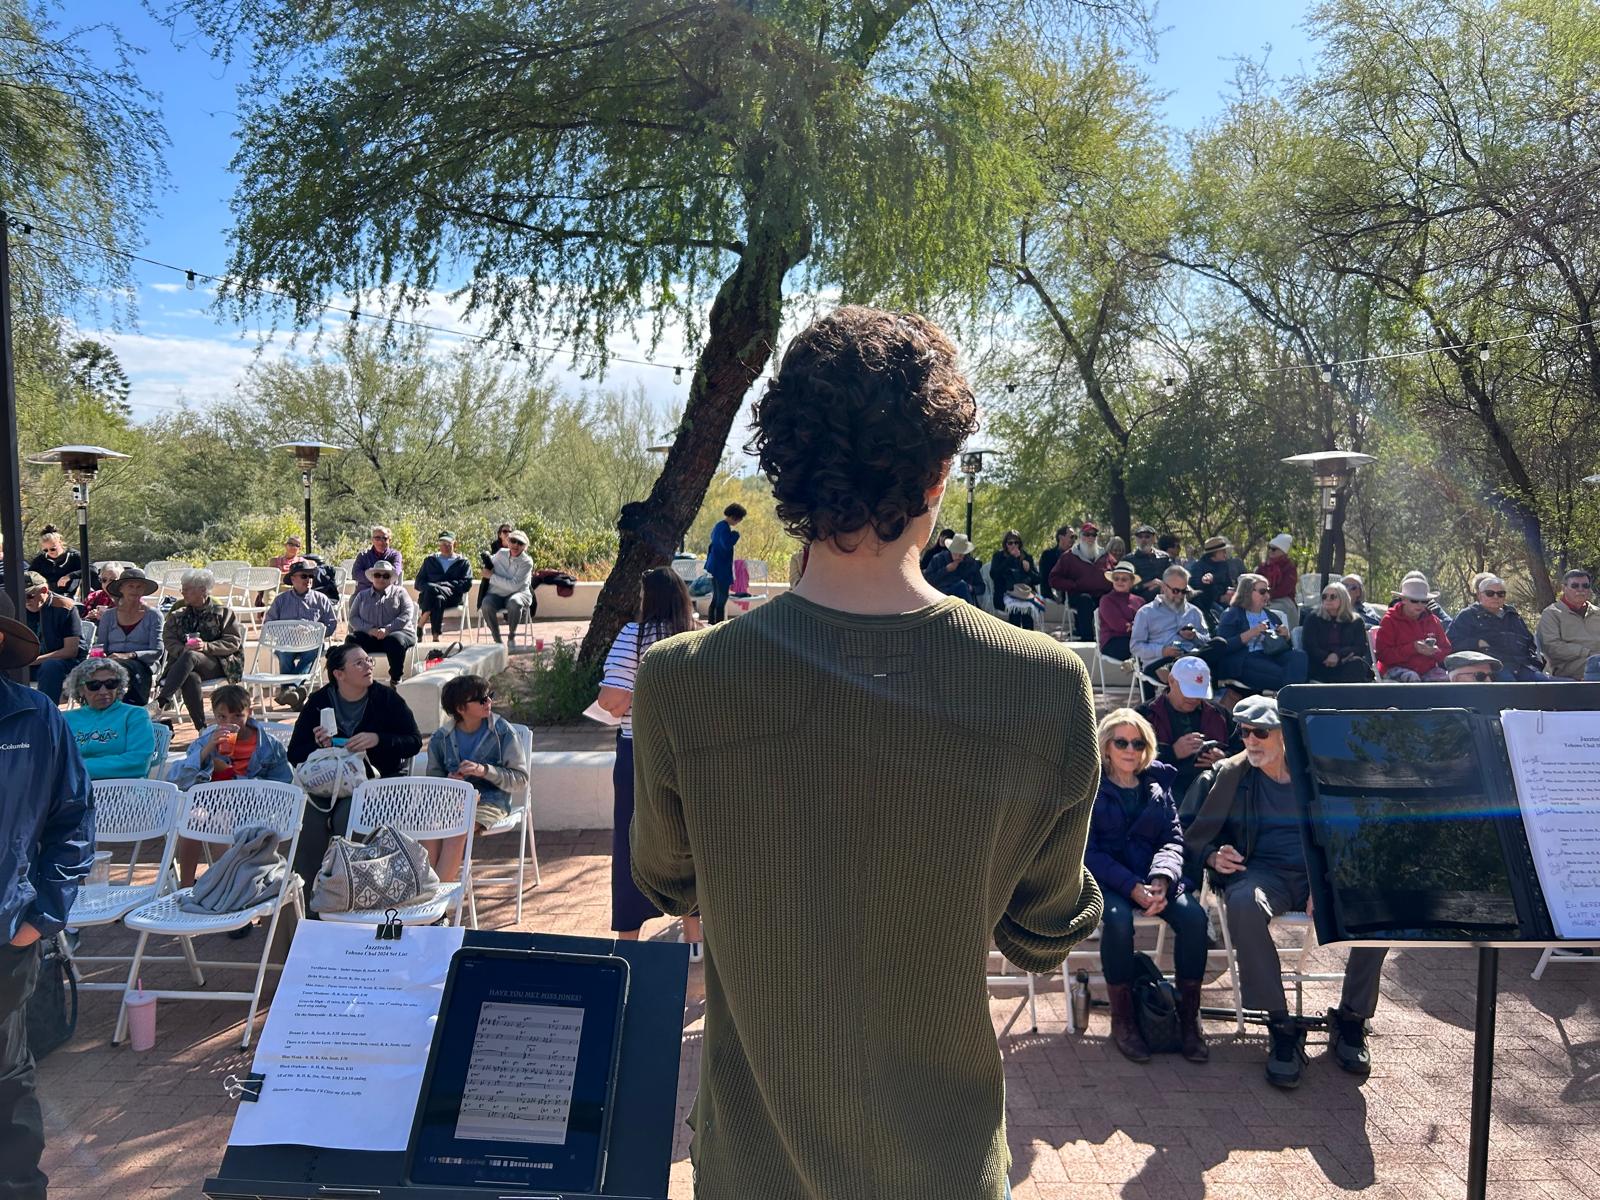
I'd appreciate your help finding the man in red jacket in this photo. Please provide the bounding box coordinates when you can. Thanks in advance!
[1375,575,1452,681]
[1049,521,1115,641]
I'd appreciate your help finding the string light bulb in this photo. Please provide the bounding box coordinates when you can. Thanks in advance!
[1320,363,1333,384]
[674,365,683,385]
[1478,341,1490,361]
[1006,381,1017,394]
[185,270,197,291]
[1163,376,1176,397]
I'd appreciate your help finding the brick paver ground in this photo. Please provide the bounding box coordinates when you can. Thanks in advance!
[34,824,1600,1200]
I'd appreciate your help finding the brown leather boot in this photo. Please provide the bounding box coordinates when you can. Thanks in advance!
[1177,979,1209,1063]
[1106,983,1150,1063]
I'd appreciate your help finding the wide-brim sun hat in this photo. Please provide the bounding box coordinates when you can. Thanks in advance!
[1233,695,1281,730]
[1007,583,1036,600]
[108,568,161,598]
[1105,563,1136,583]
[366,564,397,583]
[507,529,530,546]
[1201,536,1231,553]
[0,615,41,669]
[947,534,974,556]
[282,561,318,587]
[1399,577,1438,602]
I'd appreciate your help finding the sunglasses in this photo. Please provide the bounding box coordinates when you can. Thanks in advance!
[1240,726,1275,741]
[469,692,496,704]
[83,679,120,693]
[1004,541,1021,547]
[1110,737,1148,751]
[1456,671,1494,682]
[1253,588,1271,595]
[1322,593,1340,600]
[1569,582,1593,590]
[1481,590,1507,598]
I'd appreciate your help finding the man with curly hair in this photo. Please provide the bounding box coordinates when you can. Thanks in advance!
[631,306,1102,1200]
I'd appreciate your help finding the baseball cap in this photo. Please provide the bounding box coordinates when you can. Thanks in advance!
[1168,656,1213,700]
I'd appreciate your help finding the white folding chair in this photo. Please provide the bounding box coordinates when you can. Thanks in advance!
[147,722,173,779]
[159,566,188,601]
[1532,948,1600,979]
[318,777,478,929]
[206,561,250,606]
[64,780,184,992]
[1211,885,1345,1034]
[240,619,327,706]
[143,559,178,581]
[469,723,540,926]
[232,567,285,630]
[259,720,296,749]
[116,780,308,1049]
[1091,611,1109,693]
[987,946,1038,1037]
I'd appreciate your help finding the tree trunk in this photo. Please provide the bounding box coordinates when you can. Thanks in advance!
[1107,460,1132,547]
[578,222,811,667]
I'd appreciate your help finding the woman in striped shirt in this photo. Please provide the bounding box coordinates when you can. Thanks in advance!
[598,567,701,956]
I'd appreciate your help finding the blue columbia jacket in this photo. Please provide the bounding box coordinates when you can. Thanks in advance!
[0,676,95,940]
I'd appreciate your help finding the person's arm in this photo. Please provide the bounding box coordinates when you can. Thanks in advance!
[1082,800,1145,901]
[384,591,416,634]
[371,689,423,761]
[96,710,157,778]
[24,712,95,938]
[315,595,338,636]
[629,653,697,916]
[446,557,472,597]
[256,735,295,783]
[413,558,433,591]
[1431,620,1452,659]
[206,609,243,658]
[425,732,450,778]
[479,719,529,793]
[1148,795,1187,885]
[1130,605,1162,663]
[347,591,371,633]
[1215,605,1248,650]
[922,551,947,587]
[170,733,212,790]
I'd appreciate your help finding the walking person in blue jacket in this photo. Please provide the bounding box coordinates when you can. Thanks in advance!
[0,612,95,1200]
[704,503,745,624]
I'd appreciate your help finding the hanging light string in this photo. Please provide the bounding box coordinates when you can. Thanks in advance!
[2,211,690,378]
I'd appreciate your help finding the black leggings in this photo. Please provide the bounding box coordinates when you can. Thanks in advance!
[346,630,415,686]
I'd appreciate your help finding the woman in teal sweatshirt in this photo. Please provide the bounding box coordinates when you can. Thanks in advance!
[63,658,157,780]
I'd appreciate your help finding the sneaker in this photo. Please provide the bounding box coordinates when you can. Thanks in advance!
[1328,1005,1371,1076]
[227,921,254,941]
[687,942,704,964]
[284,686,306,711]
[1266,1016,1306,1088]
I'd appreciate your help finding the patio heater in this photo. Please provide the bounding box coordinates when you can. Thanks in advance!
[959,446,997,540]
[272,441,344,553]
[26,445,131,601]
[1282,450,1376,585]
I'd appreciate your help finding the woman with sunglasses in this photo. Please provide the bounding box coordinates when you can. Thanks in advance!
[62,658,157,780]
[426,674,529,882]
[1087,708,1210,1064]
[1213,572,1308,693]
[478,521,514,610]
[987,530,1039,618]
[1445,573,1548,681]
[1300,581,1374,683]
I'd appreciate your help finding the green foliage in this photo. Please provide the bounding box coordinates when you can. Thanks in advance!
[499,640,603,726]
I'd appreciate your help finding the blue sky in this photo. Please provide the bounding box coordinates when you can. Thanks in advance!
[64,1,1318,420]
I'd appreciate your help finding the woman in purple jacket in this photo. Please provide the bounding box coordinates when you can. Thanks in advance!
[1090,708,1210,1065]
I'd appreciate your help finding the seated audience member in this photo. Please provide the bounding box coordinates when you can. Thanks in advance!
[480,528,535,646]
[1188,536,1246,626]
[1130,565,1211,678]
[1443,651,1502,682]
[22,572,83,703]
[1301,581,1375,683]
[1339,573,1385,627]
[172,684,294,897]
[1090,708,1210,1065]
[1184,697,1387,1087]
[414,531,473,640]
[1376,575,1452,682]
[1393,570,1451,621]
[29,524,82,596]
[1139,657,1236,803]
[270,535,304,573]
[63,658,157,779]
[154,568,244,728]
[987,531,1039,618]
[352,525,402,597]
[1447,574,1547,681]
[425,674,529,882]
[1049,521,1116,641]
[264,561,339,707]
[922,532,985,604]
[1127,524,1170,599]
[920,527,957,571]
[1001,584,1044,630]
[1535,568,1600,681]
[1036,525,1074,602]
[346,562,418,687]
[1214,574,1309,692]
[478,522,514,609]
[287,644,424,903]
[1098,563,1144,662]
[1157,532,1183,562]
[84,564,119,621]
[98,567,164,706]
[1258,534,1300,629]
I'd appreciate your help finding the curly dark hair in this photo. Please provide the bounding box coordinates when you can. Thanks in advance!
[747,306,977,546]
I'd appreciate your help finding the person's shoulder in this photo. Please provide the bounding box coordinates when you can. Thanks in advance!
[1,676,65,724]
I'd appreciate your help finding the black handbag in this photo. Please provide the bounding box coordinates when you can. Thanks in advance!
[26,935,78,1061]
[1128,951,1183,1054]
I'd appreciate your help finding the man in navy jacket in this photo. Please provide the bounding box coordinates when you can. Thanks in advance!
[0,612,94,1199]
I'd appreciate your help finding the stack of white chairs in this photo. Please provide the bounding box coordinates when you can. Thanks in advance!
[116,780,308,1050]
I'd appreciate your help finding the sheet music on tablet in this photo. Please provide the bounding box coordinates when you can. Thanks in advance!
[456,1003,584,1145]
[1501,710,1600,938]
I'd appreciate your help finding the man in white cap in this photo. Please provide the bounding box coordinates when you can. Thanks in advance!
[1139,656,1237,803]
[1257,533,1299,630]
[1375,575,1452,681]
[1445,574,1548,681]
[0,612,94,1197]
[1184,696,1386,1088]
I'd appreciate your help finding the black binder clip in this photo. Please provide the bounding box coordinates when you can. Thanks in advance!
[376,907,403,940]
[224,1072,265,1102]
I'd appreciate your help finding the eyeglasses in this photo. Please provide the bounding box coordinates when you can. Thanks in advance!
[1481,590,1506,598]
[1568,582,1593,591]
[1322,593,1340,600]
[1004,540,1020,547]
[1240,727,1275,741]
[372,536,389,542]
[1110,737,1148,751]
[83,679,120,693]
[1456,671,1494,682]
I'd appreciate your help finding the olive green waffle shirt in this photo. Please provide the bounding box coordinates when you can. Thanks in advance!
[631,592,1103,1200]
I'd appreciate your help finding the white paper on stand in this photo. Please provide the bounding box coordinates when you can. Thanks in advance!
[229,921,465,1150]
[1501,710,1600,938]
